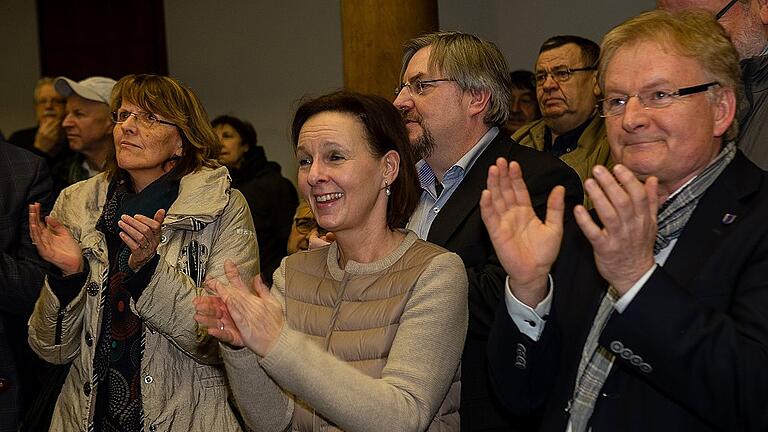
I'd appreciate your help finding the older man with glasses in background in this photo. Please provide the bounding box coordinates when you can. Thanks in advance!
[8,78,73,184]
[513,36,612,204]
[659,0,768,170]
[484,9,768,431]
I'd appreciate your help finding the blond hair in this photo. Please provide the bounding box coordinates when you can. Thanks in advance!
[599,9,742,141]
[402,31,511,126]
[106,74,220,180]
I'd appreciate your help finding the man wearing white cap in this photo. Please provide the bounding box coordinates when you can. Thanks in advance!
[54,76,116,186]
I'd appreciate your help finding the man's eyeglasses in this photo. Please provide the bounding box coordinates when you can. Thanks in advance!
[597,81,720,117]
[36,97,65,106]
[716,0,739,20]
[395,78,455,97]
[535,66,596,85]
[111,110,176,128]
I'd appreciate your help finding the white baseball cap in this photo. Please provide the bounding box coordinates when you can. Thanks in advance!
[55,76,116,105]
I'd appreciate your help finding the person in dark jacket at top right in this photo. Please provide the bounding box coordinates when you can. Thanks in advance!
[212,115,298,285]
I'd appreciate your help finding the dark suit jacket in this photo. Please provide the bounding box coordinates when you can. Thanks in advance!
[488,151,768,431]
[0,140,52,431]
[426,131,583,431]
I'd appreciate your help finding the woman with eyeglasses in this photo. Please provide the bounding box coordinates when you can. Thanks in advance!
[194,91,468,432]
[27,74,257,432]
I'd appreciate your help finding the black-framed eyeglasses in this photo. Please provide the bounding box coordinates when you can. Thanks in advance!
[395,78,455,97]
[598,81,720,117]
[535,66,596,85]
[716,0,739,20]
[111,110,176,128]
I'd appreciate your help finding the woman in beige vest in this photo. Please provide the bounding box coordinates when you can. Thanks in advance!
[194,91,469,432]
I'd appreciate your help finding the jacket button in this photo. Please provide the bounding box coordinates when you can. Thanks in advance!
[85,332,93,347]
[609,341,624,354]
[86,281,99,297]
[639,363,653,374]
[629,355,643,366]
[144,375,154,384]
[83,381,91,396]
[620,348,634,360]
[0,378,10,392]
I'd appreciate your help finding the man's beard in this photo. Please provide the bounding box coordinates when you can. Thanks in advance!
[402,112,436,161]
[412,127,436,161]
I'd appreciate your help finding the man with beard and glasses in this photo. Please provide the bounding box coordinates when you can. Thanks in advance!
[658,0,768,169]
[513,36,612,204]
[394,31,582,432]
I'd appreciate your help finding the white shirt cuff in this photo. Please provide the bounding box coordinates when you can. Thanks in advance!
[613,264,658,313]
[504,275,552,341]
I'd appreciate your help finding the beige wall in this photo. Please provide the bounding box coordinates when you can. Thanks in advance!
[1,0,654,183]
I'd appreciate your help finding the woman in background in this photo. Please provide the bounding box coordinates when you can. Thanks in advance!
[212,115,298,285]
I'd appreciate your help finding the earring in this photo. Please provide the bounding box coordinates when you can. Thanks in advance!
[385,181,391,196]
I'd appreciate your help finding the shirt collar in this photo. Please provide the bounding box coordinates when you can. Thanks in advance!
[416,126,500,190]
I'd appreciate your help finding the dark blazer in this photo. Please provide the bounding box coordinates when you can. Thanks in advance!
[0,140,53,431]
[426,131,583,431]
[488,151,768,431]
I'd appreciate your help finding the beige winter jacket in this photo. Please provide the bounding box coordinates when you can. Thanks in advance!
[28,166,259,432]
[223,231,468,432]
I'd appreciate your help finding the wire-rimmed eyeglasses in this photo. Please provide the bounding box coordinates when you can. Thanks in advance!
[597,81,720,117]
[394,78,455,97]
[535,66,596,86]
[111,110,176,128]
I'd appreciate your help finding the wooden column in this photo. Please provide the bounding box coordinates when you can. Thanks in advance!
[341,0,438,99]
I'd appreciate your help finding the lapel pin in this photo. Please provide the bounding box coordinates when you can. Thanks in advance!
[721,213,737,225]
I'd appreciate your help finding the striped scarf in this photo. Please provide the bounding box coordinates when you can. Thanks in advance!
[567,142,736,432]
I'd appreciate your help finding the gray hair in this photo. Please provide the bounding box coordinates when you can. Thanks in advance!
[401,31,511,126]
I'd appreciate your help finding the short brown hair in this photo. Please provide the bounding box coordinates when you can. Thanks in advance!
[599,9,742,141]
[106,74,221,180]
[291,91,419,230]
[401,31,512,127]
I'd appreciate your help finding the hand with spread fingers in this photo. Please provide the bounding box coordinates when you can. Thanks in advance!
[117,209,165,271]
[200,260,284,356]
[480,158,565,307]
[574,164,658,295]
[28,202,83,276]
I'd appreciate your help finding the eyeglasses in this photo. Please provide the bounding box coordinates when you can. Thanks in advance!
[535,66,596,85]
[716,0,739,20]
[36,97,65,106]
[598,81,720,117]
[111,110,176,128]
[395,78,455,97]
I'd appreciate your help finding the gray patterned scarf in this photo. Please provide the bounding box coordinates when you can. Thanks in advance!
[567,142,736,432]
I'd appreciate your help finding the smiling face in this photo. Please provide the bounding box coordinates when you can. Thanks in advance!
[214,123,249,168]
[603,40,734,195]
[535,43,599,134]
[296,111,393,239]
[113,101,183,187]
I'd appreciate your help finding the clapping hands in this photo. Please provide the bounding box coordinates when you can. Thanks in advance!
[194,260,284,356]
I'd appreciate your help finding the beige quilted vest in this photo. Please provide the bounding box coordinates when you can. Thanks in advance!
[282,238,461,431]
